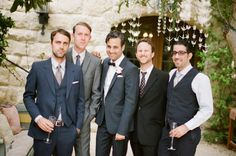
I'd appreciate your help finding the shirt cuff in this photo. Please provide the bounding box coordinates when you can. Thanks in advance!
[35,115,43,123]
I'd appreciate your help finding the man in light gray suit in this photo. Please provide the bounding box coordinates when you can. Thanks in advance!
[95,31,139,156]
[66,22,101,156]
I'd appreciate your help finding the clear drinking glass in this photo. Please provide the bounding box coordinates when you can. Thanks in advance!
[45,116,56,144]
[168,122,177,151]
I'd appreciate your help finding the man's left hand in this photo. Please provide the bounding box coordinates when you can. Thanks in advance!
[115,133,125,141]
[169,124,189,138]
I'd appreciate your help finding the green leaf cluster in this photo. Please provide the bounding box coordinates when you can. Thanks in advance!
[10,0,51,12]
[197,29,235,143]
[0,13,14,65]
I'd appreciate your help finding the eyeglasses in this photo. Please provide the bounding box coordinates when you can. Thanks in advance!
[171,50,187,56]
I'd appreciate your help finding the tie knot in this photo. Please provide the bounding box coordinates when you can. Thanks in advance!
[108,62,116,66]
[141,71,147,76]
[176,72,182,78]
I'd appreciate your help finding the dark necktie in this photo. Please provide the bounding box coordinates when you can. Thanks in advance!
[108,62,115,66]
[55,65,62,85]
[139,71,147,97]
[76,55,81,66]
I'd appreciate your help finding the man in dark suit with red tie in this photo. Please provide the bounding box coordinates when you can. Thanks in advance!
[23,29,85,156]
[130,38,169,156]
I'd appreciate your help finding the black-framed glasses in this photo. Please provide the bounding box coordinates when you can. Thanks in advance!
[171,50,187,56]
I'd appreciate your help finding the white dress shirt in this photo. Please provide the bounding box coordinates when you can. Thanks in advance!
[72,48,86,65]
[51,57,65,78]
[139,65,153,85]
[104,54,125,98]
[169,64,214,130]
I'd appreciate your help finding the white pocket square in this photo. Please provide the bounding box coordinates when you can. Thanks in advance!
[72,81,79,84]
[117,75,123,78]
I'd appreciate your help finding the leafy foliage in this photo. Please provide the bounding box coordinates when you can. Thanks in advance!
[118,0,150,13]
[0,13,14,65]
[10,0,51,12]
[197,28,235,143]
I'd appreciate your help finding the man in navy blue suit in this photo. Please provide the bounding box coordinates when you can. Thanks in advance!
[95,31,139,156]
[23,29,85,156]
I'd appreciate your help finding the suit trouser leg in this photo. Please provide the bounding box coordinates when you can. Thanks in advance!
[129,132,142,156]
[96,122,128,156]
[75,116,91,156]
[33,139,55,156]
[158,126,201,156]
[96,123,112,156]
[112,136,128,156]
[33,125,76,156]
[54,125,77,156]
[142,145,157,156]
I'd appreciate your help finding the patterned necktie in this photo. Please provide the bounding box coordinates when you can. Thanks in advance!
[76,55,81,66]
[55,65,62,85]
[139,71,147,97]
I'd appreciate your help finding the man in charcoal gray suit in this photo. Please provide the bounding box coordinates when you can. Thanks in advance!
[66,22,101,156]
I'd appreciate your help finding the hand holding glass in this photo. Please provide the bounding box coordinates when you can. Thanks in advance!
[45,116,56,144]
[168,122,177,150]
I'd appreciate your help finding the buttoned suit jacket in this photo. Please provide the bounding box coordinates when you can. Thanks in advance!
[66,48,101,120]
[95,57,139,136]
[23,58,85,140]
[135,67,169,145]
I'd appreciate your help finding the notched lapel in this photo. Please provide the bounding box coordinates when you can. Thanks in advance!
[142,68,159,97]
[45,59,56,95]
[107,57,127,93]
[101,59,109,93]
[66,63,75,99]
[82,52,91,75]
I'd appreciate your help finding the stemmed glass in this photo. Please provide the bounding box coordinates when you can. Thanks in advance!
[45,116,56,144]
[168,122,177,151]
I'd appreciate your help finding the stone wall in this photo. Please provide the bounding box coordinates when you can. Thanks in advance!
[0,0,157,105]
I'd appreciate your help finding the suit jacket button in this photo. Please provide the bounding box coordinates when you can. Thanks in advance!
[138,106,141,110]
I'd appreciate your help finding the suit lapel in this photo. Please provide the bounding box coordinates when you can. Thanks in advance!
[44,58,56,95]
[101,59,109,93]
[82,51,90,75]
[142,68,159,97]
[107,57,127,92]
[66,62,75,99]
[66,48,73,63]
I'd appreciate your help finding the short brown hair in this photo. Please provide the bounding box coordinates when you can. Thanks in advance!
[50,29,71,43]
[73,22,92,33]
[105,31,125,47]
[136,38,154,53]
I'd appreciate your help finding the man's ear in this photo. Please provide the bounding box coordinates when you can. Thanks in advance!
[122,44,125,52]
[188,52,193,60]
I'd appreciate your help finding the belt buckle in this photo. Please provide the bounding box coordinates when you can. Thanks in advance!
[55,120,64,127]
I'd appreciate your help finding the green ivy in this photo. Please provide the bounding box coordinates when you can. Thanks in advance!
[197,29,235,143]
[0,12,14,65]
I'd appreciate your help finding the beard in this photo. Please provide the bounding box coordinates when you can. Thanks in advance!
[52,51,65,59]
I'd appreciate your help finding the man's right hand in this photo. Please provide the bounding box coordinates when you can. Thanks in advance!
[91,51,101,59]
[36,117,54,133]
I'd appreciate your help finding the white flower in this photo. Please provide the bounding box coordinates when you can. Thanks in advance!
[116,66,123,75]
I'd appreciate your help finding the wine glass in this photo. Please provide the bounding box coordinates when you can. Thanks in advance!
[168,122,177,151]
[45,116,56,144]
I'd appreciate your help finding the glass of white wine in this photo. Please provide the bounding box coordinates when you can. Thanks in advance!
[45,116,56,144]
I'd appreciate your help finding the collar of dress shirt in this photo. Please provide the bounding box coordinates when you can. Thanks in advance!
[72,47,86,64]
[140,64,153,76]
[110,54,125,67]
[51,57,66,72]
[177,64,193,77]
[140,64,153,81]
